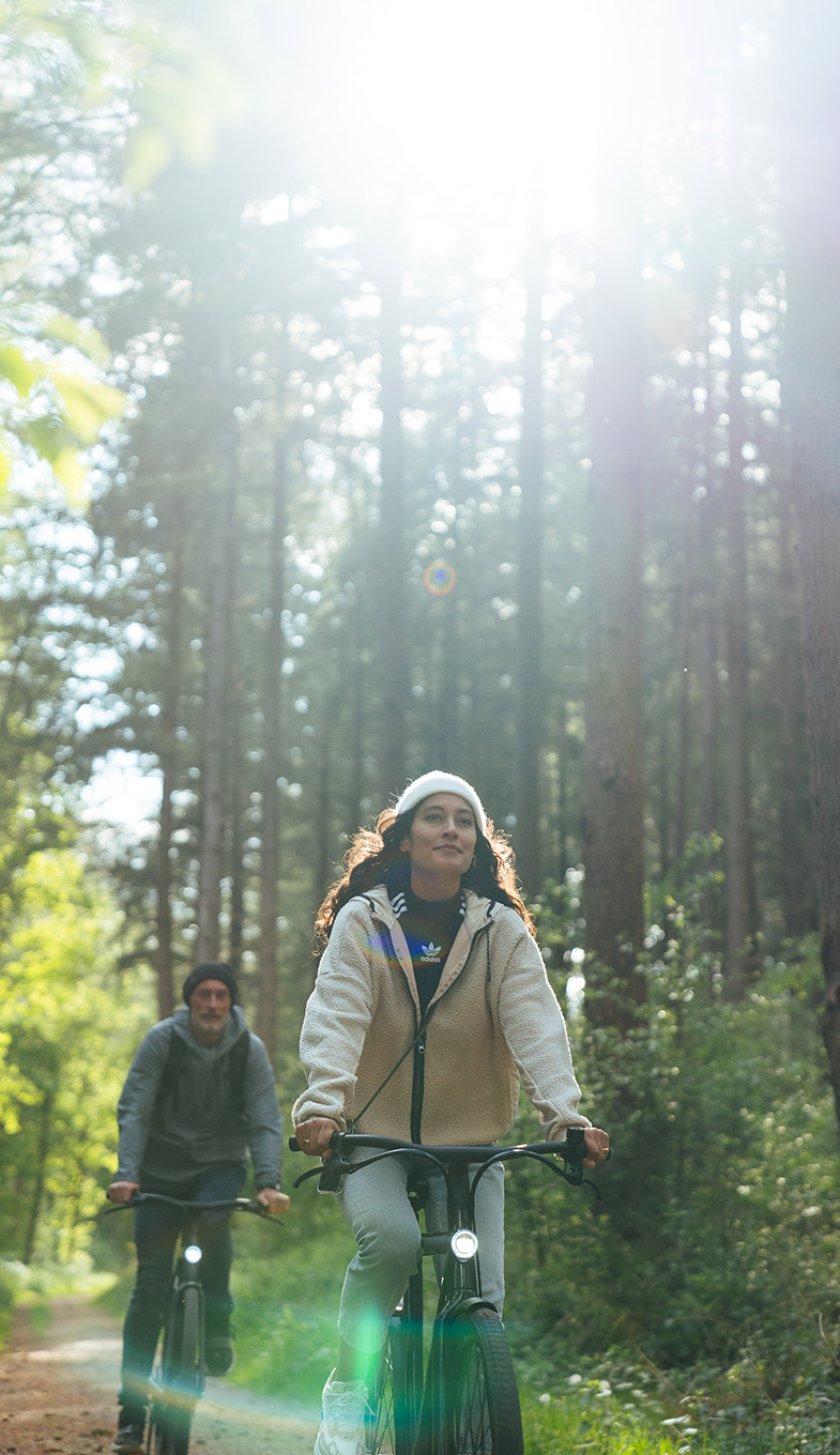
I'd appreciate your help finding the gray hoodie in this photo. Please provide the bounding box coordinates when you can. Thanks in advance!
[116,1005,283,1190]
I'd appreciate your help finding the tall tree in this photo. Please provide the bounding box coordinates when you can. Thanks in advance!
[256,430,288,1061]
[196,334,239,961]
[375,207,409,799]
[515,182,546,893]
[781,0,840,1135]
[154,490,187,1017]
[723,79,760,989]
[583,2,647,1022]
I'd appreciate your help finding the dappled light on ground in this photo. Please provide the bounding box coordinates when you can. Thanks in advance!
[0,1298,316,1455]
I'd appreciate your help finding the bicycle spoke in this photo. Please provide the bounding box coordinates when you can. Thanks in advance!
[369,1312,415,1455]
[445,1309,523,1455]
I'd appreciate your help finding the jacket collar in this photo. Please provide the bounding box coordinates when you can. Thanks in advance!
[362,882,496,935]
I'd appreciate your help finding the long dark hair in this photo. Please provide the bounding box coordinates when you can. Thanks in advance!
[314,803,536,948]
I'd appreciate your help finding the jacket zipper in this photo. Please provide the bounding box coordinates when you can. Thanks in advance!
[409,918,492,1143]
[410,1026,425,1143]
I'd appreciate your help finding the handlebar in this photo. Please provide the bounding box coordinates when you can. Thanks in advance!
[288,1127,596,1193]
[288,1128,588,1162]
[105,1193,282,1219]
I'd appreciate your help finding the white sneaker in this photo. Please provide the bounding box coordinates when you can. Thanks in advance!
[314,1369,370,1455]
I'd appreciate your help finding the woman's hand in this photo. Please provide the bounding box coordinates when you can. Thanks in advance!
[583,1127,611,1168]
[294,1117,340,1158]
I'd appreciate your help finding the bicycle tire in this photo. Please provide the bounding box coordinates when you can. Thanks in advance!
[443,1306,523,1455]
[150,1284,203,1455]
[369,1310,414,1455]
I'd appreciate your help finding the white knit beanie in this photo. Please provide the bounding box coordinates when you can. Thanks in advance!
[394,771,487,835]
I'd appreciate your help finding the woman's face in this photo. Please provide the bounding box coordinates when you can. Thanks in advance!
[400,793,478,886]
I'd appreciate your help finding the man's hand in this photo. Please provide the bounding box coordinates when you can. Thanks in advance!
[107,1180,140,1204]
[582,1128,611,1169]
[294,1117,340,1157]
[256,1187,291,1215]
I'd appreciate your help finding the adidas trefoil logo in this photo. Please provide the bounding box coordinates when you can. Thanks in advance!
[420,941,442,962]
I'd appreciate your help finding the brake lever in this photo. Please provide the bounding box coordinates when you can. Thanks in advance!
[292,1165,327,1189]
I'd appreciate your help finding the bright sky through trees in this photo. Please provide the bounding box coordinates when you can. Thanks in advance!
[258,1,601,239]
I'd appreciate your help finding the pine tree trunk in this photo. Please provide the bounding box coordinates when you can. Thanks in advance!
[197,366,238,963]
[377,208,408,799]
[698,380,722,849]
[313,723,333,908]
[723,224,759,991]
[583,4,646,1024]
[673,480,696,865]
[228,660,245,976]
[155,498,185,1018]
[781,0,840,1136]
[434,590,460,769]
[257,435,287,1063]
[347,610,366,834]
[777,493,812,936]
[515,184,545,894]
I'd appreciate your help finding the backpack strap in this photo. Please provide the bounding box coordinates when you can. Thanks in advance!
[155,1025,188,1110]
[227,1029,250,1115]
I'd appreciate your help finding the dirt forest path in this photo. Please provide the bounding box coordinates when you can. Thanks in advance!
[0,1297,317,1455]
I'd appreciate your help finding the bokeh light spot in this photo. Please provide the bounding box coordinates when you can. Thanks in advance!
[423,559,456,596]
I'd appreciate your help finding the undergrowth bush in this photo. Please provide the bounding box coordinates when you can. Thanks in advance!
[510,865,840,1450]
[228,1175,356,1405]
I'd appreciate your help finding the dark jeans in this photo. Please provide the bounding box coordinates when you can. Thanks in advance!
[118,1163,245,1424]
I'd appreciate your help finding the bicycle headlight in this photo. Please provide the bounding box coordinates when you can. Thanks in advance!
[450,1228,479,1262]
[184,1243,202,1265]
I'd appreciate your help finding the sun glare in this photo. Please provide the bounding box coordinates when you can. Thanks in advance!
[278,1,601,237]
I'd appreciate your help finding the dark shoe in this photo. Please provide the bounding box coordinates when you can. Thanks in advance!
[112,1423,145,1454]
[205,1331,235,1376]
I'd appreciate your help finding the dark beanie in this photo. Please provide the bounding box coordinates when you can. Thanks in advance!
[182,961,239,1005]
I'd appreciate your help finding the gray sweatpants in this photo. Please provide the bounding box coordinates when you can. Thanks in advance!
[335,1151,505,1358]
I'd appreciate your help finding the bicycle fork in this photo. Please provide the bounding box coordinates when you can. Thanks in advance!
[414,1167,497,1455]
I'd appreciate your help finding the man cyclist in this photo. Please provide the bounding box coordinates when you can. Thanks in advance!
[107,961,289,1454]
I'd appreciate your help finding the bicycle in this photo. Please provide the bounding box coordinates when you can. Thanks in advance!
[291,1125,597,1455]
[107,1193,282,1455]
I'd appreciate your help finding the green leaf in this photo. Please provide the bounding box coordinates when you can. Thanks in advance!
[43,313,112,368]
[52,372,125,444]
[22,415,72,463]
[52,447,88,506]
[0,344,41,398]
[122,124,174,192]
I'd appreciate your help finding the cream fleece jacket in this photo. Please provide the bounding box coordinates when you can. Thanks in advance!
[293,885,590,1145]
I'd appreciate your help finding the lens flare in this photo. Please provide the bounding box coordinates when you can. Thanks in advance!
[423,559,456,596]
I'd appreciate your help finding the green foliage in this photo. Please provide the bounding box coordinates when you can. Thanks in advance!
[0,1262,17,1348]
[504,876,840,1450]
[521,1378,686,1455]
[0,847,149,1263]
[0,324,125,503]
[225,1184,356,1406]
[0,3,130,500]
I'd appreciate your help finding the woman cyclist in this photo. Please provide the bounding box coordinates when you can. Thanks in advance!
[293,770,610,1455]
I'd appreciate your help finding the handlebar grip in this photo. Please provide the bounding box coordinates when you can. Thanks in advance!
[565,1126,586,1159]
[288,1136,301,1152]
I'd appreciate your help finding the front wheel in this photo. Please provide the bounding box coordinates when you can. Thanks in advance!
[369,1311,414,1455]
[444,1307,523,1455]
[149,1283,203,1455]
